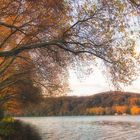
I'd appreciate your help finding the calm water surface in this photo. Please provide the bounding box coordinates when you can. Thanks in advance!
[17,116,140,140]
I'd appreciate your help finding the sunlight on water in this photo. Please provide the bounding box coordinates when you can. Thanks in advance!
[17,116,140,140]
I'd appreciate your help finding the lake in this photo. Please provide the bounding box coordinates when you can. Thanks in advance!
[17,116,140,140]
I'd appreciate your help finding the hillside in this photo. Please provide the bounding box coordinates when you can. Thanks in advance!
[17,91,140,116]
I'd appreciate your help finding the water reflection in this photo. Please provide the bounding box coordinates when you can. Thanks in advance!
[17,116,140,140]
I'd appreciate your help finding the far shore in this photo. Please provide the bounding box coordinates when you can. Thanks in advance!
[14,114,140,117]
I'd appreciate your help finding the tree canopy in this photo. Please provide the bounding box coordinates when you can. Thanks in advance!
[0,0,140,103]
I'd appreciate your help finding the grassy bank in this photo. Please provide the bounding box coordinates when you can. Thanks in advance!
[0,117,41,140]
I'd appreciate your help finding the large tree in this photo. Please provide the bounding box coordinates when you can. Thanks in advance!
[0,0,139,100]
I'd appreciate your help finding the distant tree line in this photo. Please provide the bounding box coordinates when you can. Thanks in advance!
[10,91,140,116]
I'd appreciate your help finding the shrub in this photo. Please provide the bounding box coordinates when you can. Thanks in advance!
[0,119,41,140]
[0,109,4,120]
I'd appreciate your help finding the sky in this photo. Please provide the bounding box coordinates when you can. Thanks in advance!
[68,68,111,96]
[67,0,140,96]
[68,68,140,96]
[68,40,140,96]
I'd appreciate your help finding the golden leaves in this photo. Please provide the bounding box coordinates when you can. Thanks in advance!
[119,25,125,33]
[130,106,140,115]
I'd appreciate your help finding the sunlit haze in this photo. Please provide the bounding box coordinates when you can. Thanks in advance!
[69,40,140,96]
[68,68,140,96]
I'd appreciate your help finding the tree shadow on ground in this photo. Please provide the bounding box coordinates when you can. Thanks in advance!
[0,120,41,140]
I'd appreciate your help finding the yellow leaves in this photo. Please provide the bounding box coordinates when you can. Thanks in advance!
[131,11,138,16]
[113,106,128,114]
[93,5,97,11]
[119,25,125,33]
[87,105,140,115]
[114,0,125,13]
[2,116,14,123]
[118,3,125,13]
[87,106,128,115]
[87,107,105,115]
[131,0,140,6]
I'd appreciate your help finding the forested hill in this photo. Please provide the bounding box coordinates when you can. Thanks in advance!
[20,91,140,116]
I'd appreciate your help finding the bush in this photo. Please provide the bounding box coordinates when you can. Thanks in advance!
[0,109,4,120]
[0,119,41,140]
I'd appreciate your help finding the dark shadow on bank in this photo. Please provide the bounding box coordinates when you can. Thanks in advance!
[0,120,41,140]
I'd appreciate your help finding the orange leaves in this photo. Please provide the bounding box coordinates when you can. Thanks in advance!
[3,98,23,115]
[113,106,128,114]
[87,107,105,115]
[0,0,68,71]
[130,106,140,115]
[129,97,140,105]
[87,105,140,115]
[0,0,139,97]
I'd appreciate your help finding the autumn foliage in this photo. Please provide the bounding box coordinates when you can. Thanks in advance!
[9,91,140,116]
[0,0,140,117]
[130,106,140,115]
